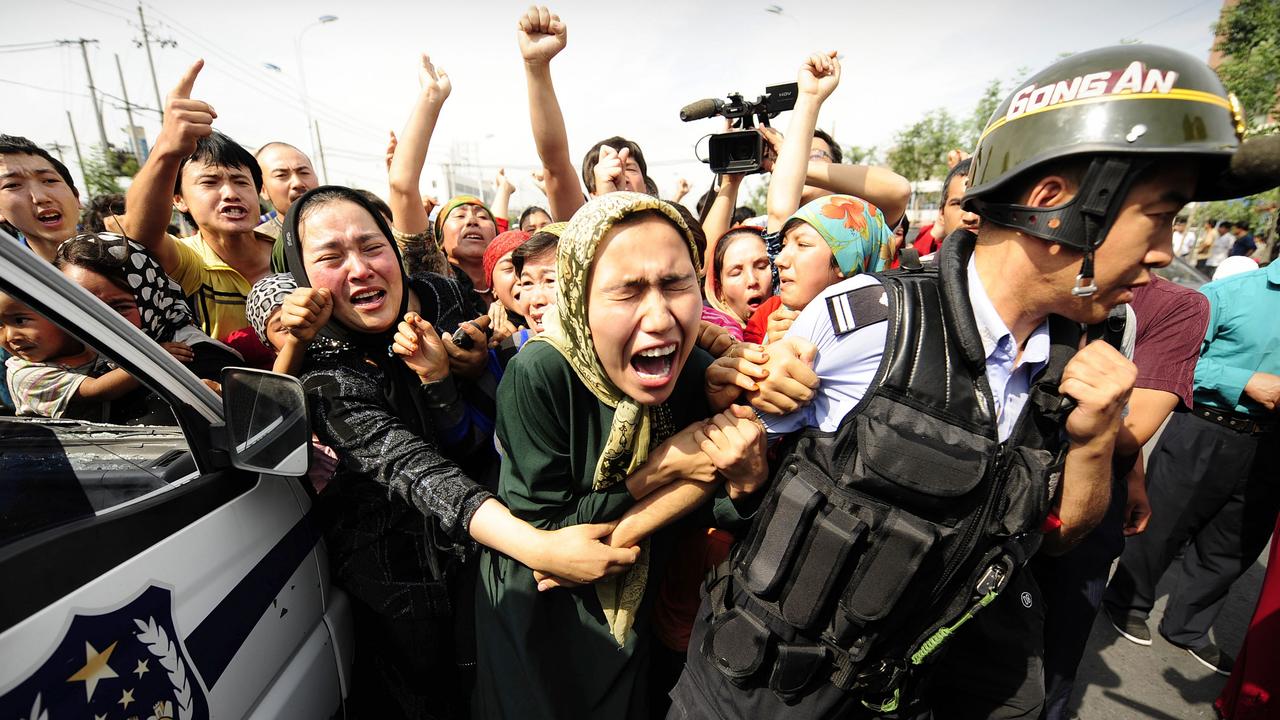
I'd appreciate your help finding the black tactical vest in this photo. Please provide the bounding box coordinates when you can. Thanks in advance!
[702,232,1082,711]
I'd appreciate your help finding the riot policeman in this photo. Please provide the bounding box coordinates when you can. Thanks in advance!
[668,44,1255,719]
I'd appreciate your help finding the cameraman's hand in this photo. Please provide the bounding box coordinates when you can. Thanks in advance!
[758,126,783,173]
[517,6,567,65]
[798,51,841,102]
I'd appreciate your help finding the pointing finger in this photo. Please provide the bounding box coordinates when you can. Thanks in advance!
[171,59,204,101]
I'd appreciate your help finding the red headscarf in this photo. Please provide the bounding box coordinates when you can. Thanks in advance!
[483,230,532,288]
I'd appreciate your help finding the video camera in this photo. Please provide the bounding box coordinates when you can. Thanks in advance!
[680,82,798,175]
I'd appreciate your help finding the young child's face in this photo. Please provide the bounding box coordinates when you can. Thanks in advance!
[0,292,80,363]
[264,307,292,353]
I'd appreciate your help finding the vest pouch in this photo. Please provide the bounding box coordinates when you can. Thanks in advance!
[842,511,937,624]
[769,642,830,701]
[995,446,1060,537]
[738,469,825,599]
[704,606,773,685]
[851,406,990,521]
[780,505,866,630]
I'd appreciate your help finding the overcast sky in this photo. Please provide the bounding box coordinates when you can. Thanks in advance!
[2,0,1224,209]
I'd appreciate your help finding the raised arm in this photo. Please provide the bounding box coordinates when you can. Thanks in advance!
[767,51,840,233]
[122,60,214,274]
[518,6,583,221]
[702,174,743,255]
[490,168,515,227]
[803,163,911,227]
[387,54,451,236]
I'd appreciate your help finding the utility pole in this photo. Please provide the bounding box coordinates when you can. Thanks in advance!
[314,120,330,184]
[115,54,144,163]
[61,38,111,153]
[66,111,88,193]
[47,142,68,163]
[135,2,175,119]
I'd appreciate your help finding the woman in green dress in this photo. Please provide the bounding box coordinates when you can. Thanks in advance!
[474,192,768,719]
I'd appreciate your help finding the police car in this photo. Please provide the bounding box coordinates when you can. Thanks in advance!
[0,230,353,719]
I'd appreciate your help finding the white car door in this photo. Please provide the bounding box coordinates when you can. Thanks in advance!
[0,235,351,719]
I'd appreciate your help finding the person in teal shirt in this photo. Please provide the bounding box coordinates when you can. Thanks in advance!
[1105,262,1280,675]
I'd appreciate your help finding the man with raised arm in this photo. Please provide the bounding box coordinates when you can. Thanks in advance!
[122,60,278,342]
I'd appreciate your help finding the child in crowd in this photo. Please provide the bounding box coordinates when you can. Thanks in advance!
[0,291,183,420]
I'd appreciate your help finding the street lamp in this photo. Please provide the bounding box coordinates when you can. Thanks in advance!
[294,14,338,182]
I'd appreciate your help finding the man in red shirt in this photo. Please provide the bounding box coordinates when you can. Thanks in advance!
[1033,275,1210,720]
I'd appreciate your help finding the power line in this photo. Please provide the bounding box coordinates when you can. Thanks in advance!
[142,2,385,138]
[0,77,93,100]
[0,40,63,50]
[62,0,133,22]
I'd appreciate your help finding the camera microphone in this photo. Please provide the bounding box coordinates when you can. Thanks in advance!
[679,98,725,122]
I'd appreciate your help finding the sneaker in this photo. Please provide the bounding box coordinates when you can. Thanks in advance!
[1161,632,1235,676]
[1105,607,1152,646]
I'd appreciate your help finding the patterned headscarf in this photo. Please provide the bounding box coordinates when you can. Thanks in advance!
[529,192,701,645]
[432,194,495,250]
[786,194,893,276]
[246,273,297,348]
[57,233,194,344]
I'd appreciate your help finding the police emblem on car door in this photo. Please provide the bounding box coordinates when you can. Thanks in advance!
[0,586,209,720]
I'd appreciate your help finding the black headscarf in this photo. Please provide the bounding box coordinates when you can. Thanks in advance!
[282,185,468,429]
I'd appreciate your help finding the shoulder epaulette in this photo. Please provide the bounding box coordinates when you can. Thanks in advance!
[825,284,889,336]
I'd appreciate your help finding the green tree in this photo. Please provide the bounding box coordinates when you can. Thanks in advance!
[842,144,879,165]
[965,79,1004,149]
[81,147,123,197]
[885,111,962,182]
[1214,0,1280,132]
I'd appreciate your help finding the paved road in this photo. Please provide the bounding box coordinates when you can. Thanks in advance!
[1066,544,1269,719]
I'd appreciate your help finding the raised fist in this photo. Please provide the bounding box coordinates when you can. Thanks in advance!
[517,6,567,65]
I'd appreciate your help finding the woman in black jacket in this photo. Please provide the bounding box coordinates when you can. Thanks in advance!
[280,186,639,719]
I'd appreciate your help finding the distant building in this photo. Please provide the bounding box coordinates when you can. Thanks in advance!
[905,179,943,227]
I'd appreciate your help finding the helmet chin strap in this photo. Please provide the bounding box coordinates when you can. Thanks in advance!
[972,157,1150,300]
[1072,250,1098,297]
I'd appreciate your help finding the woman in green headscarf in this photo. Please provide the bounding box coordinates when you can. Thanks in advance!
[473,192,767,720]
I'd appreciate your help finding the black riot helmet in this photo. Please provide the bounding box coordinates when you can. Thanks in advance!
[963,45,1246,296]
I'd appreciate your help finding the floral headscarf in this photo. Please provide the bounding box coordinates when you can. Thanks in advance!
[786,194,893,275]
[529,192,701,645]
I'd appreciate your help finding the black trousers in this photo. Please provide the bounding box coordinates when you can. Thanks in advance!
[1030,475,1126,720]
[1102,411,1280,649]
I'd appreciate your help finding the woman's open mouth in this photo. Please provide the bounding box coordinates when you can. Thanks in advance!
[745,294,765,311]
[350,288,387,311]
[630,343,677,386]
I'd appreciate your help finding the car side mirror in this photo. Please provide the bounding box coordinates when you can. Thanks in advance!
[221,367,311,476]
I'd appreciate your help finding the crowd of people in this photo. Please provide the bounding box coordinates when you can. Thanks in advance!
[2,6,1278,719]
